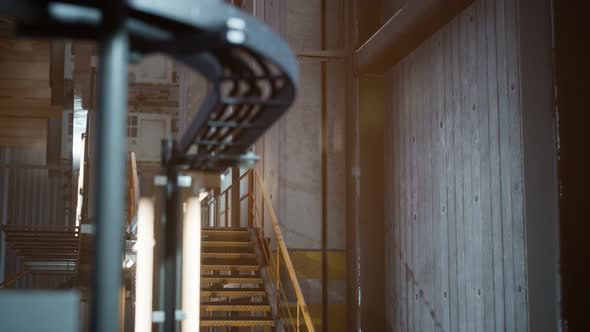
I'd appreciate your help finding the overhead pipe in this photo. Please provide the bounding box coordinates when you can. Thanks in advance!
[354,0,473,74]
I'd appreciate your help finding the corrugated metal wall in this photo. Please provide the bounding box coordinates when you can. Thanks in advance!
[0,147,69,227]
[384,0,528,331]
[0,146,71,288]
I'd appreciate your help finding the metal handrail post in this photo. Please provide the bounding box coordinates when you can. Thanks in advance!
[91,1,128,331]
[215,197,220,227]
[248,170,254,228]
[161,139,183,332]
[224,190,229,227]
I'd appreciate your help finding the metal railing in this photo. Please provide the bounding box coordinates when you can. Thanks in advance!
[0,269,30,289]
[205,170,250,228]
[127,152,139,225]
[205,169,315,332]
[0,162,77,288]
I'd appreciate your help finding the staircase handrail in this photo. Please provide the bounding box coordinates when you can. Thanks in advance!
[127,152,140,225]
[204,168,316,331]
[251,169,316,332]
[0,269,30,289]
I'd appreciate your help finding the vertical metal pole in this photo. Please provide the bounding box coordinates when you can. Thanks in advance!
[0,149,9,282]
[207,199,211,227]
[248,170,254,228]
[345,0,361,330]
[91,1,128,331]
[161,139,183,332]
[213,187,220,227]
[224,191,229,228]
[231,167,240,228]
[157,192,166,332]
[261,192,265,238]
[320,0,328,331]
[276,247,280,320]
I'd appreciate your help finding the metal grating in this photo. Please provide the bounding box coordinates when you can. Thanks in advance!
[0,147,73,288]
[2,225,79,273]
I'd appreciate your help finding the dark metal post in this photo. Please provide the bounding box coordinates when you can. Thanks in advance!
[91,1,128,332]
[161,139,183,332]
[320,0,328,331]
[248,170,254,228]
[231,167,240,228]
[213,187,220,227]
[225,190,229,227]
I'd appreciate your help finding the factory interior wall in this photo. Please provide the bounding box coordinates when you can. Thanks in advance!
[382,0,560,330]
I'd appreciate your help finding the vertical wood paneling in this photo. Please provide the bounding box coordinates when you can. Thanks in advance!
[412,49,421,331]
[401,56,411,331]
[463,5,476,329]
[394,64,401,332]
[424,35,438,331]
[443,23,459,332]
[431,32,442,331]
[504,0,528,329]
[434,28,449,332]
[387,66,394,331]
[385,0,529,331]
[495,0,517,330]
[452,15,467,332]
[468,4,485,331]
[384,67,392,330]
[476,1,495,331]
[416,42,426,332]
[386,63,397,332]
[484,0,506,329]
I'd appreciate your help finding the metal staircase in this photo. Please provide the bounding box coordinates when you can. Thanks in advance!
[0,225,79,289]
[201,227,274,329]
[203,169,316,332]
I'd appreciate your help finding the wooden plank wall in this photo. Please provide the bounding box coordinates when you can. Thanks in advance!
[0,37,55,147]
[0,17,68,150]
[384,0,528,331]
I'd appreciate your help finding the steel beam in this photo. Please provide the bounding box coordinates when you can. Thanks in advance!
[354,0,472,73]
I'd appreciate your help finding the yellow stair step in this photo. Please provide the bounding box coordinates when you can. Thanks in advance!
[202,264,259,271]
[201,303,271,312]
[201,288,267,297]
[202,241,252,248]
[201,252,256,259]
[202,227,249,234]
[200,318,275,327]
[201,275,263,284]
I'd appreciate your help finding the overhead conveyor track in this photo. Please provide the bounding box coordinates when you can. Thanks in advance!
[0,0,299,171]
[0,1,299,331]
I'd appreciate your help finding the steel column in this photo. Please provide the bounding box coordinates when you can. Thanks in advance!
[345,0,361,331]
[161,139,183,332]
[231,167,240,228]
[91,1,129,331]
[320,0,328,330]
[0,149,9,282]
